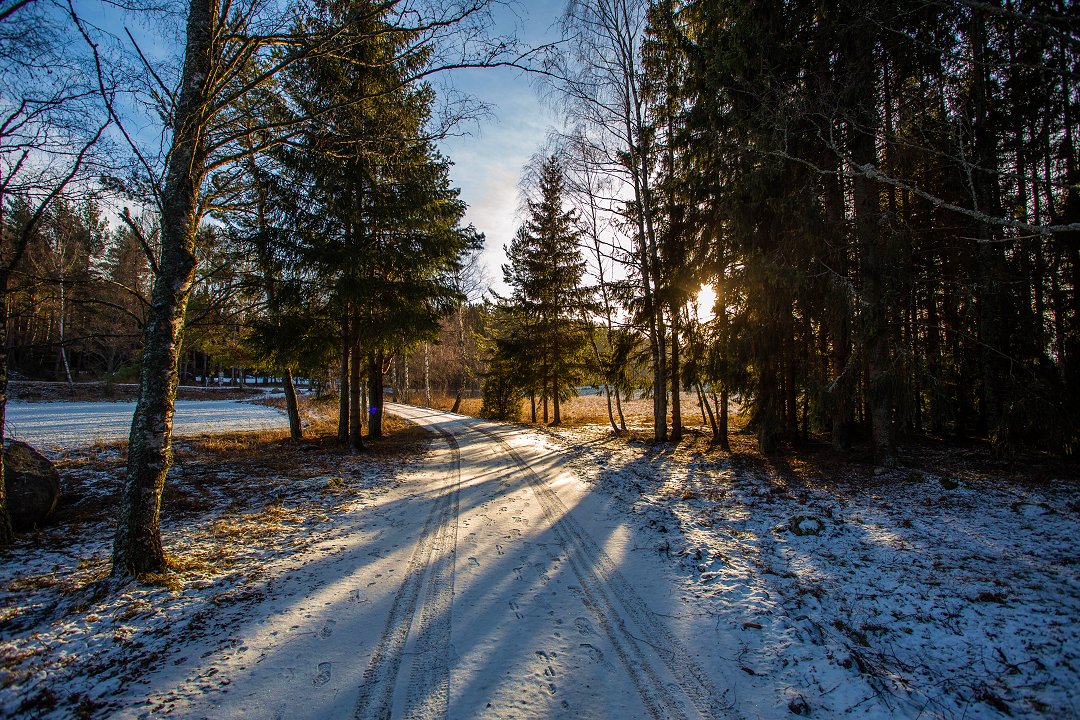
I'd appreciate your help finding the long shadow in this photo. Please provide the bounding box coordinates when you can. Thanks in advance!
[105,407,733,719]
[608,432,1080,718]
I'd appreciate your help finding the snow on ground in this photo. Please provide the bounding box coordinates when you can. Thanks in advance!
[1,401,1078,719]
[4,399,287,451]
[544,423,1080,719]
[0,422,425,719]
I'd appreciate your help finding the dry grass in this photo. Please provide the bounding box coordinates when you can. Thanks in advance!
[5,574,62,592]
[425,390,727,430]
[13,412,433,592]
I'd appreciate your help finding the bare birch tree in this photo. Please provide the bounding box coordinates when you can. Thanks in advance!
[69,0,541,576]
[550,0,668,440]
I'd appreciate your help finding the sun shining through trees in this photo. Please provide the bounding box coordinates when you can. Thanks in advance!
[2,1,1078,717]
[693,285,716,324]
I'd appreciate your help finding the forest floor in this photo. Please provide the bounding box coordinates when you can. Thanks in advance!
[0,393,1077,718]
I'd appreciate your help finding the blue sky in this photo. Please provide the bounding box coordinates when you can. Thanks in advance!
[435,0,566,295]
[72,0,564,295]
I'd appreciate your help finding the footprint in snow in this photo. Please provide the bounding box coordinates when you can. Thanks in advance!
[319,619,336,638]
[574,617,594,636]
[580,643,605,664]
[535,650,557,694]
[313,662,332,687]
[510,600,523,619]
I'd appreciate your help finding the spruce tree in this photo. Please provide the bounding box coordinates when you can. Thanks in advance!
[491,157,589,425]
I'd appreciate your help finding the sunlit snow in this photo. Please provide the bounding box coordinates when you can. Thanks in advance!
[4,399,286,451]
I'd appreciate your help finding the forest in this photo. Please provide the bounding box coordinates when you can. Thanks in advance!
[482,0,1080,468]
[0,0,1077,578]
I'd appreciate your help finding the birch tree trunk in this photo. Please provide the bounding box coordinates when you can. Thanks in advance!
[58,279,74,389]
[111,0,214,577]
[423,343,431,406]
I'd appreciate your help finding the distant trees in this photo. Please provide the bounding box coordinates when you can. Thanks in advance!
[4,200,147,382]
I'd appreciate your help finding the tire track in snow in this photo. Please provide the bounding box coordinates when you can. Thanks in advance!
[403,429,461,720]
[353,429,460,720]
[471,424,738,720]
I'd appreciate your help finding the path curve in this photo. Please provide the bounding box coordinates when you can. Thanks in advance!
[378,404,738,720]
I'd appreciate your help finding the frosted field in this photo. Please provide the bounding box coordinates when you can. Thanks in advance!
[3,399,287,451]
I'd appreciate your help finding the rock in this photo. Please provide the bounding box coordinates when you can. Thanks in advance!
[789,514,825,536]
[4,440,60,531]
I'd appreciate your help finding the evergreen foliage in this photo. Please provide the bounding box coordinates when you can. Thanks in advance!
[488,157,590,425]
[637,0,1080,457]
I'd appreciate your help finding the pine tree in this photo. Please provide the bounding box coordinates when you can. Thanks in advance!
[490,157,589,425]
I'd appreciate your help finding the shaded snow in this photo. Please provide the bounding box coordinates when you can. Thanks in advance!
[547,423,1080,719]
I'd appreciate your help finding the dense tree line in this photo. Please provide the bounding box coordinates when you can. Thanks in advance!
[485,0,1077,462]
[655,0,1079,461]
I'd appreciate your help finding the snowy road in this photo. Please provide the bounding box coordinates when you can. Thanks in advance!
[118,404,740,719]
[3,399,287,451]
